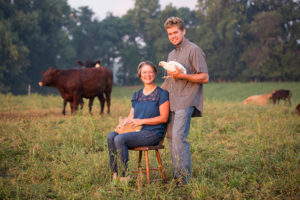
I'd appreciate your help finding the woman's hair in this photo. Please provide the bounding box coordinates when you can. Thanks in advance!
[137,61,157,78]
[164,16,185,31]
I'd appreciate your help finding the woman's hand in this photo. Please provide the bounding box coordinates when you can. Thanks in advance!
[128,119,143,128]
[121,117,130,126]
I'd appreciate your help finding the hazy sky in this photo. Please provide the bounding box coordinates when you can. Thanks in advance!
[68,0,197,20]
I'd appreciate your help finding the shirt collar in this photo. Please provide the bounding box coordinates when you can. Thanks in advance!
[175,37,188,50]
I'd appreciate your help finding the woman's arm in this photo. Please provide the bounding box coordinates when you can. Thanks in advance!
[127,108,134,120]
[129,101,170,127]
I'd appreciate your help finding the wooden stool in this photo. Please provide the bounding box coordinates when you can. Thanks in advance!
[131,132,167,184]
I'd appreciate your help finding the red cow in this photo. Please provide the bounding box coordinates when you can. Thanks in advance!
[296,103,300,115]
[39,67,113,115]
[270,89,291,105]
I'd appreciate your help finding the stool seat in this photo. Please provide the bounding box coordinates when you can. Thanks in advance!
[132,144,164,151]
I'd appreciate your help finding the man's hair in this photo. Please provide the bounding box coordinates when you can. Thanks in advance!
[164,16,185,31]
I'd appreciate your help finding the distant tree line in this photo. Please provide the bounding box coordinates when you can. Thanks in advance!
[0,0,299,94]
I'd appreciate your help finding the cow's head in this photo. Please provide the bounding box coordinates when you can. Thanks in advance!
[94,60,101,67]
[77,60,101,68]
[39,67,61,87]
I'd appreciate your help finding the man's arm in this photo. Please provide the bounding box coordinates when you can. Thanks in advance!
[161,80,167,89]
[167,66,209,84]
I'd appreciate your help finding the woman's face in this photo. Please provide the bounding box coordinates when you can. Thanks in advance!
[140,65,156,85]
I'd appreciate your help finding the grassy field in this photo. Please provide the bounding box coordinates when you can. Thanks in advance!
[0,82,299,199]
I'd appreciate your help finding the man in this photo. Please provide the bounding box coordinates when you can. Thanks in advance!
[161,16,209,185]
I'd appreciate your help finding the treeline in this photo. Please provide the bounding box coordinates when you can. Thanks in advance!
[0,0,299,94]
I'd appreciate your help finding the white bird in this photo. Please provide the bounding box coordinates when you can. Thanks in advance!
[159,61,187,79]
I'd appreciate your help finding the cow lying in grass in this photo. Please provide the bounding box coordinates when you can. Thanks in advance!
[243,90,276,106]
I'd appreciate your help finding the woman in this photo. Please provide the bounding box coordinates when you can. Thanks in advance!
[107,61,170,181]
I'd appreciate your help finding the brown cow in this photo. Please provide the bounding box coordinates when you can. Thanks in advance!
[296,103,300,115]
[39,66,113,114]
[270,89,291,105]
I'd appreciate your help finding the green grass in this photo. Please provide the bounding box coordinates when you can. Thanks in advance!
[0,82,299,199]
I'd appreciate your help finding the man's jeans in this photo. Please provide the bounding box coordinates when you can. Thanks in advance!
[167,107,194,184]
[107,130,161,176]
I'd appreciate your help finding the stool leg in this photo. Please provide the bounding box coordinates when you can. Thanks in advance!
[136,151,144,189]
[144,150,150,184]
[155,149,166,183]
[137,167,143,190]
[138,151,142,168]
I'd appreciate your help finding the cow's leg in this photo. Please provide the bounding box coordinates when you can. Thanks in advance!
[72,93,81,114]
[288,96,291,105]
[71,103,77,114]
[62,99,67,115]
[79,98,84,110]
[88,97,95,114]
[105,90,111,114]
[97,94,105,114]
[272,98,276,104]
[69,101,74,113]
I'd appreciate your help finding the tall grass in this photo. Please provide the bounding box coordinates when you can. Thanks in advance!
[0,82,299,199]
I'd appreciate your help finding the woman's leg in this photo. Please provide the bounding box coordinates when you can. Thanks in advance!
[107,131,118,174]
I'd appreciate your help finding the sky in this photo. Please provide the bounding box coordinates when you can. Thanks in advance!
[67,0,198,20]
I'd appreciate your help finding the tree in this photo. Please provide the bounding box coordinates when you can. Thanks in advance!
[1,0,299,94]
[69,6,98,62]
[0,20,29,93]
[129,0,161,62]
[117,42,142,85]
[240,0,300,81]
[241,11,284,80]
[194,0,247,81]
[0,0,75,94]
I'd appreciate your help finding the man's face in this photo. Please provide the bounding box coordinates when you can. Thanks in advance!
[166,26,186,46]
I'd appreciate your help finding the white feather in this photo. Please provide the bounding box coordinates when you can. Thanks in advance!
[159,61,187,74]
